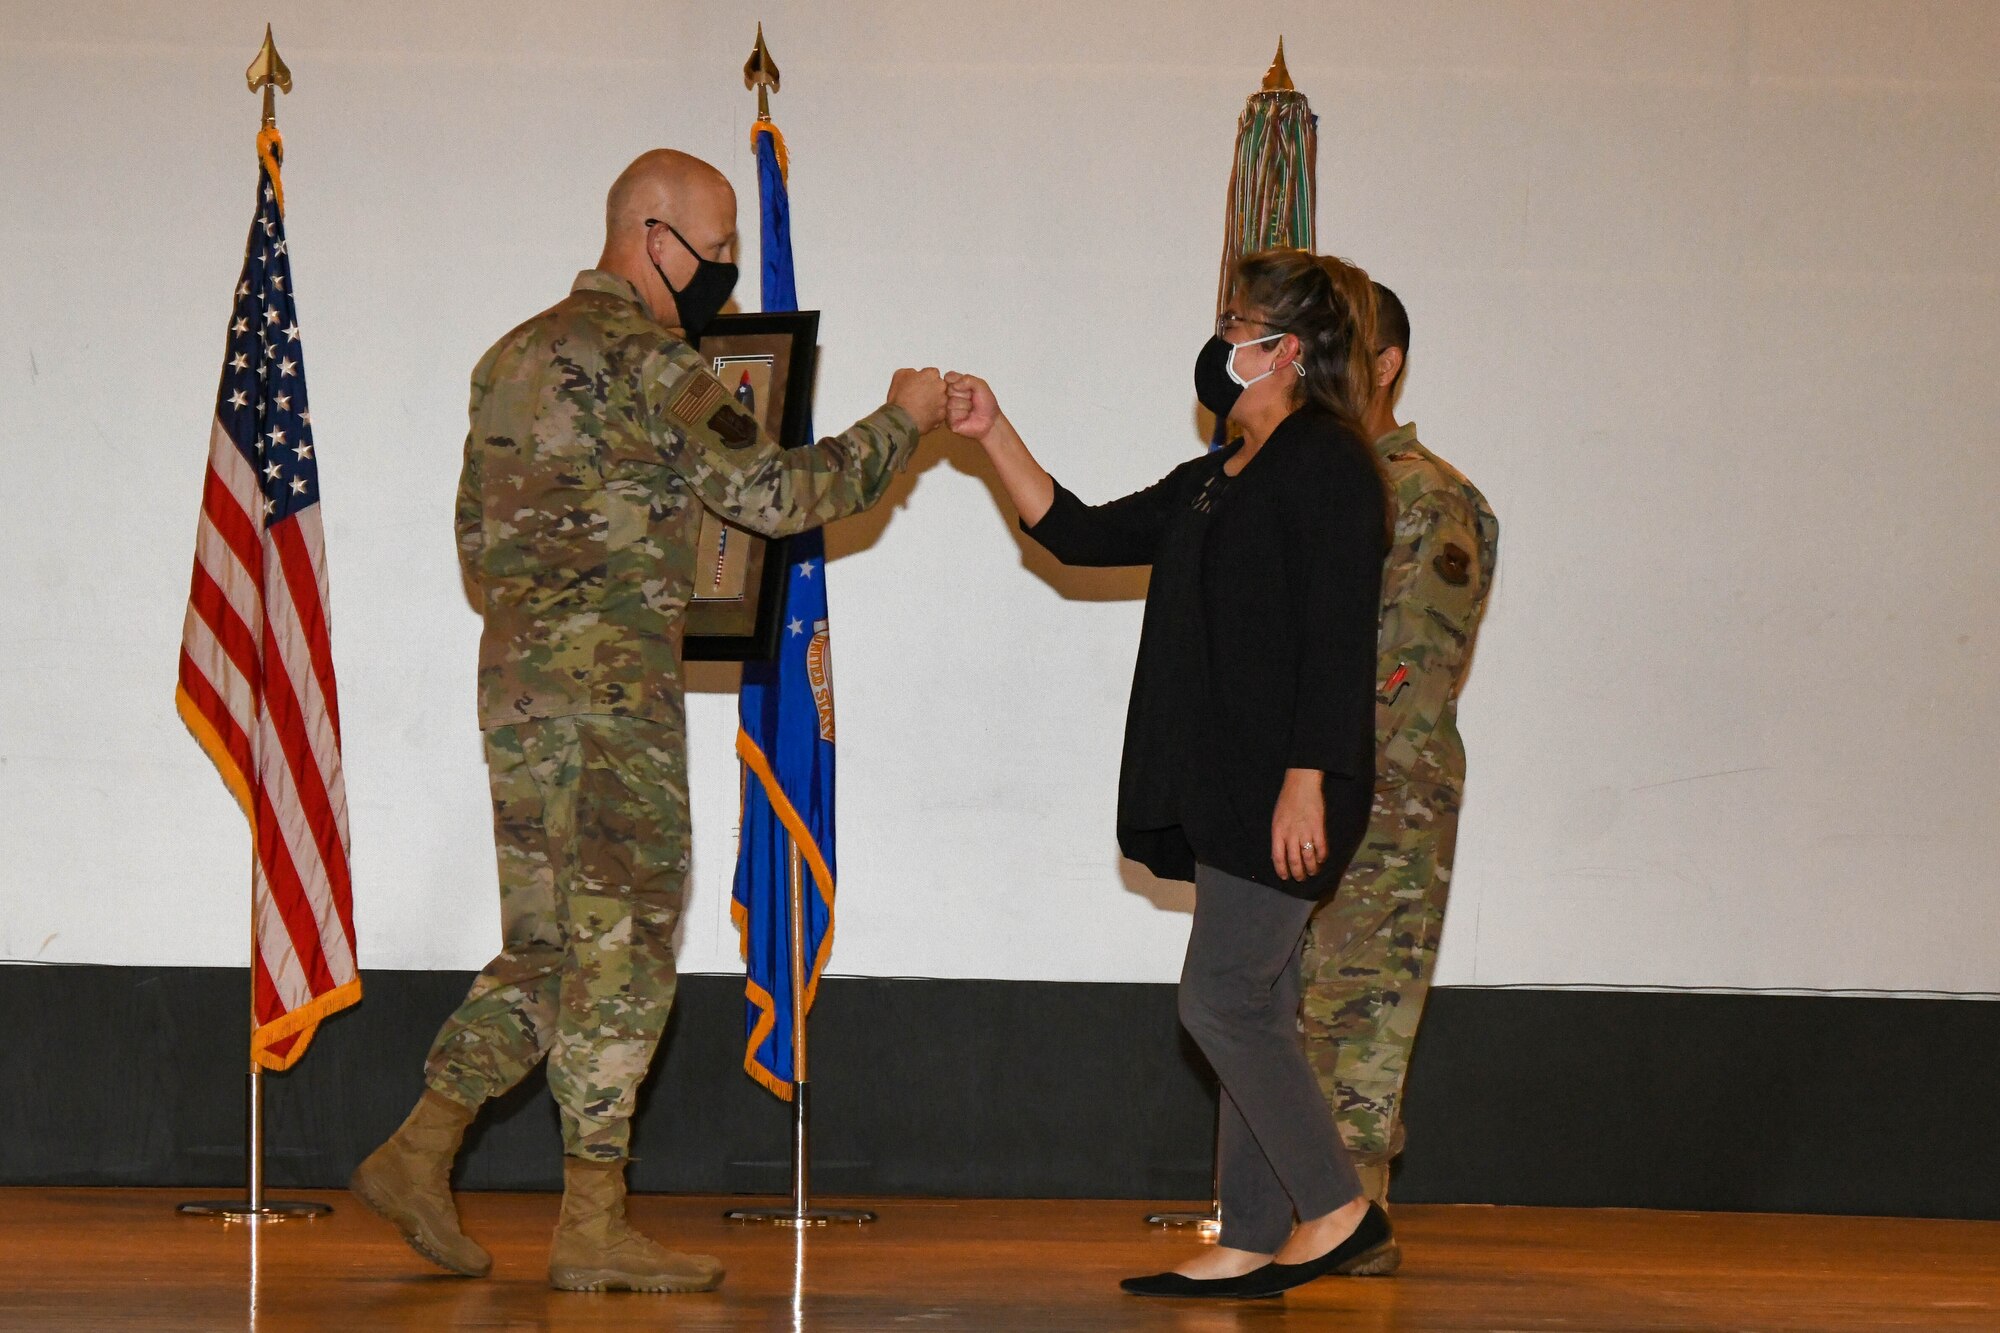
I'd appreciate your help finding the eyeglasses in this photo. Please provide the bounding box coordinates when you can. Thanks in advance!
[1215,311,1277,340]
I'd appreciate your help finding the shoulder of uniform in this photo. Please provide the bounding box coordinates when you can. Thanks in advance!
[1412,436,1489,496]
[641,329,703,379]
[469,316,549,404]
[487,294,613,374]
[1379,432,1444,476]
[654,339,718,414]
[600,321,697,408]
[1386,476,1482,556]
[470,335,508,385]
[1385,442,1486,511]
[560,287,664,343]
[1379,448,1446,499]
[1404,481,1481,533]
[475,298,570,367]
[1428,454,1484,507]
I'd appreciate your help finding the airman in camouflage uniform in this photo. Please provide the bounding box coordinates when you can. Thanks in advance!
[424,266,922,1157]
[1301,285,1499,1222]
[351,149,947,1294]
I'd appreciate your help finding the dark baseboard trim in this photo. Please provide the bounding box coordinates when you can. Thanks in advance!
[1,966,1993,1218]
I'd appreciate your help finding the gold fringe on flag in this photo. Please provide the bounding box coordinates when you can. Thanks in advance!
[1216,41,1317,310]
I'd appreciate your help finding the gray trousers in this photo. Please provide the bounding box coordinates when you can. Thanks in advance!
[1180,862,1362,1252]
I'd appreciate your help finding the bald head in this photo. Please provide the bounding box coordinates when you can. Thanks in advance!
[599,149,739,328]
[605,149,732,240]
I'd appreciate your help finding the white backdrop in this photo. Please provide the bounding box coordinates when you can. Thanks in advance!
[2,2,1996,993]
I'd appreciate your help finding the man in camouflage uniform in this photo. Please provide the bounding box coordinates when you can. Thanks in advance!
[1301,284,1499,1242]
[351,149,948,1293]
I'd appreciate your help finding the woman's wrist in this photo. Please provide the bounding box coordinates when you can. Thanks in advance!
[979,411,1019,452]
[1282,767,1324,790]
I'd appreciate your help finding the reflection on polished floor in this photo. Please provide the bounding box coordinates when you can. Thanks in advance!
[3,1189,1997,1331]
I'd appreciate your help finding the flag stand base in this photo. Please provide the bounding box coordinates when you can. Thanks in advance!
[1144,1208,1221,1234]
[177,1064,332,1223]
[177,1200,330,1221]
[723,1205,877,1227]
[723,1080,876,1226]
[1146,1113,1221,1232]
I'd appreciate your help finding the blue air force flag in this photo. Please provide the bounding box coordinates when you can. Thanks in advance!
[732,119,837,1098]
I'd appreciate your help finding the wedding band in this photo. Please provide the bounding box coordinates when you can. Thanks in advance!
[1303,841,1315,853]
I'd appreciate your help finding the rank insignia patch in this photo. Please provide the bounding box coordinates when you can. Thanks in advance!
[670,373,724,426]
[708,402,759,450]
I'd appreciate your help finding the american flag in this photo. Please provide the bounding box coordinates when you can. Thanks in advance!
[175,129,358,1070]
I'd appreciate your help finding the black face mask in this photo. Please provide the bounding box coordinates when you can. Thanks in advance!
[646,218,739,341]
[1194,334,1243,421]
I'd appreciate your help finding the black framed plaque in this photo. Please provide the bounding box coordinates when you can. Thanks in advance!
[682,309,819,662]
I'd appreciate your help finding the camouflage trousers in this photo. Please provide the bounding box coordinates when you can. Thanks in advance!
[424,714,690,1161]
[1301,775,1461,1169]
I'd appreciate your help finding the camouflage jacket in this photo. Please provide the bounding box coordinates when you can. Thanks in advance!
[1371,423,1499,789]
[455,270,919,728]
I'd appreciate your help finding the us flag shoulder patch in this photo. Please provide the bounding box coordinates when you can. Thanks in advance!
[670,372,724,426]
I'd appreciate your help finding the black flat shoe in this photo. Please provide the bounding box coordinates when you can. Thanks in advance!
[1233,1202,1397,1297]
[1119,1270,1282,1300]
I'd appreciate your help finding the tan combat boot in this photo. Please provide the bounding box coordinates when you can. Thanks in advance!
[348,1090,492,1277]
[547,1157,725,1293]
[1339,1155,1402,1276]
[1354,1157,1392,1207]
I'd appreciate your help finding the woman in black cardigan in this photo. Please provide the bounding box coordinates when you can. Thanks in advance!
[946,250,1393,1299]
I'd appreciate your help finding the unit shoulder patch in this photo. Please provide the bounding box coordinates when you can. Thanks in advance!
[707,402,759,450]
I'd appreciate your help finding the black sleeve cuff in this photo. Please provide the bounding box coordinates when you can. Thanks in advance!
[1019,480,1081,547]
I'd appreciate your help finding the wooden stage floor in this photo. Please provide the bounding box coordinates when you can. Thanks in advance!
[2,1189,1996,1331]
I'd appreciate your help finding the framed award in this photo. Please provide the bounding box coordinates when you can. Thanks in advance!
[682,309,819,662]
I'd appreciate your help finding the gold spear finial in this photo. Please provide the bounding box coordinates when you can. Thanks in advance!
[246,24,292,128]
[744,23,780,121]
[1261,36,1294,92]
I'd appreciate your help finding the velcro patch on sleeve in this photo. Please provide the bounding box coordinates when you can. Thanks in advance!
[707,402,759,450]
[669,372,724,426]
[1432,542,1472,587]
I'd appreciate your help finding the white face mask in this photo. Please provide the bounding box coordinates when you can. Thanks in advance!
[1226,331,1304,389]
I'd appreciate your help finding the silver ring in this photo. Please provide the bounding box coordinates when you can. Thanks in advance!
[1303,841,1316,853]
